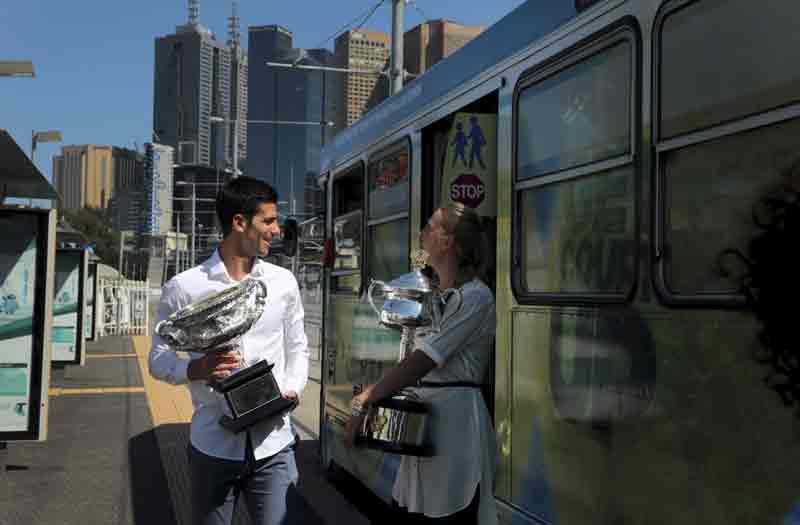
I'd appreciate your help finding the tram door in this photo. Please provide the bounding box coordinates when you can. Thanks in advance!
[421,95,500,415]
[322,163,365,472]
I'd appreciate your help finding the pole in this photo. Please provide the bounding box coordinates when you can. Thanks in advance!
[190,184,196,267]
[175,214,180,277]
[118,231,125,275]
[233,116,239,178]
[390,0,405,95]
[31,131,36,165]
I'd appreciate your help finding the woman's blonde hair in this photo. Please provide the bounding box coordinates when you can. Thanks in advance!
[439,203,489,286]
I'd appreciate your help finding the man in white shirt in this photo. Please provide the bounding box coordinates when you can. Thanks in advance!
[149,176,309,525]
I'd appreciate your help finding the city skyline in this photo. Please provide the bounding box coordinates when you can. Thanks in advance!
[0,1,525,182]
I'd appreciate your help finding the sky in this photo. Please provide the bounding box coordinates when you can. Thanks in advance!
[0,0,526,181]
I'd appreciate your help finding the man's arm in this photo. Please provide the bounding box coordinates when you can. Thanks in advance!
[149,279,191,385]
[150,280,243,385]
[282,277,309,400]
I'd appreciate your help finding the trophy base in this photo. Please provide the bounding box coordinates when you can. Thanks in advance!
[219,397,298,433]
[215,360,298,434]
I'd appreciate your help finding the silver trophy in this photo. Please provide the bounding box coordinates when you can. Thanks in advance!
[155,279,296,433]
[357,260,462,456]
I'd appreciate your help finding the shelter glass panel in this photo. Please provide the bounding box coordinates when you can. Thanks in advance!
[0,214,39,433]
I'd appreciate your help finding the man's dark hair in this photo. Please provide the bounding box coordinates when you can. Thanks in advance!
[215,176,279,236]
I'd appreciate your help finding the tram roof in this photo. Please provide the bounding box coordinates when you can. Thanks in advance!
[321,0,588,172]
[0,129,59,207]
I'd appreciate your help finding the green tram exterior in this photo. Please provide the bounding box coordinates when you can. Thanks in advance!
[312,0,800,523]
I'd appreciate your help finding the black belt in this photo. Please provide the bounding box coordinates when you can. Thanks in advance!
[417,381,483,388]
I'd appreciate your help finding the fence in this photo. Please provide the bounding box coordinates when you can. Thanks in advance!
[97,278,149,336]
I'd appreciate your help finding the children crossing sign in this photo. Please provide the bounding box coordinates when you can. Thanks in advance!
[441,112,497,217]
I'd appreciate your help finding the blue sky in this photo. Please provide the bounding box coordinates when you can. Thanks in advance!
[0,1,525,181]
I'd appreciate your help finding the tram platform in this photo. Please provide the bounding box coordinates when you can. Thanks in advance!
[0,335,370,525]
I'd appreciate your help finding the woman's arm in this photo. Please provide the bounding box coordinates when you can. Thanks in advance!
[343,350,436,448]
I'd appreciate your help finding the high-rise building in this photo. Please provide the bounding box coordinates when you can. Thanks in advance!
[247,27,342,216]
[228,2,247,174]
[142,143,174,236]
[404,20,485,78]
[246,24,293,183]
[53,145,142,211]
[153,2,247,170]
[334,29,390,128]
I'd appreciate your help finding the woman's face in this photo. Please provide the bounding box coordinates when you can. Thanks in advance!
[420,209,451,264]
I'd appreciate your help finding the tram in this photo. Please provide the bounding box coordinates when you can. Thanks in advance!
[311,0,800,523]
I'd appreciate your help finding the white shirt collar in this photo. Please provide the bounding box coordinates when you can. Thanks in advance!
[204,249,268,282]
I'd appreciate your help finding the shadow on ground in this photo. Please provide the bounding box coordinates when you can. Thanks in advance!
[130,424,326,525]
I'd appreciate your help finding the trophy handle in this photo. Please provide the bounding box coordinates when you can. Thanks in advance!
[367,279,386,318]
[154,319,189,347]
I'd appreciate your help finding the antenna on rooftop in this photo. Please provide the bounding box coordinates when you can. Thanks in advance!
[188,0,200,26]
[227,1,241,50]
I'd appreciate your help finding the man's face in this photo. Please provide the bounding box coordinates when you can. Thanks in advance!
[240,202,280,257]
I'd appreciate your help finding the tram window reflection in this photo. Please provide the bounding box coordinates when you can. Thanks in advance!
[663,118,800,295]
[517,40,631,180]
[660,0,800,139]
[519,167,636,294]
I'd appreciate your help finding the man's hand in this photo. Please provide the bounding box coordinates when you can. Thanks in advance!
[187,351,242,382]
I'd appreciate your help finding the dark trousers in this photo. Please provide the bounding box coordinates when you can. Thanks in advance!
[187,439,298,525]
[383,484,480,524]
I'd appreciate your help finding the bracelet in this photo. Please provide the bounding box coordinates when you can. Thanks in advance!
[350,398,369,417]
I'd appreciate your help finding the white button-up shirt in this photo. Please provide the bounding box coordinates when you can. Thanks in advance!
[149,250,309,461]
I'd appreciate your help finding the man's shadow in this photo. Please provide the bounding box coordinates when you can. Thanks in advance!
[129,423,325,524]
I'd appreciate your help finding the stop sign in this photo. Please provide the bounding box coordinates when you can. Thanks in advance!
[450,174,486,209]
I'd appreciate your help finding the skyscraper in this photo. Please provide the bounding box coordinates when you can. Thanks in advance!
[53,145,142,211]
[153,1,247,171]
[247,27,342,216]
[227,2,247,174]
[334,29,391,128]
[246,24,293,184]
[404,19,485,78]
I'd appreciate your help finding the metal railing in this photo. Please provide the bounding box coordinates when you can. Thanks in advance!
[97,278,149,336]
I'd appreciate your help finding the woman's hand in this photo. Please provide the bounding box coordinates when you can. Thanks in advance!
[343,412,365,449]
[343,391,370,448]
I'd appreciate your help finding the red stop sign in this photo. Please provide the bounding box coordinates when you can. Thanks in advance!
[450,174,486,209]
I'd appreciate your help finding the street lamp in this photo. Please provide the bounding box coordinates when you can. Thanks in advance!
[175,181,197,267]
[31,129,62,165]
[0,60,35,78]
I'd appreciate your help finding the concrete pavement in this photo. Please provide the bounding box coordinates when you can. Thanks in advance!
[0,335,370,525]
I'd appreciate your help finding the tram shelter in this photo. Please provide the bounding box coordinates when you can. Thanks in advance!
[0,129,58,442]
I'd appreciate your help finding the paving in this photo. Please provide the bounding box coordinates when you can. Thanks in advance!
[0,335,372,525]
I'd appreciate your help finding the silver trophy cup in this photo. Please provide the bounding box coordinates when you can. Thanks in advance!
[357,269,463,456]
[155,278,296,433]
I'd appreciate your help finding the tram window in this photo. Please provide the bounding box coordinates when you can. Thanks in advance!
[519,167,636,294]
[517,41,631,180]
[367,218,409,283]
[368,147,409,219]
[333,210,362,272]
[662,118,800,295]
[333,166,364,217]
[659,0,800,139]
